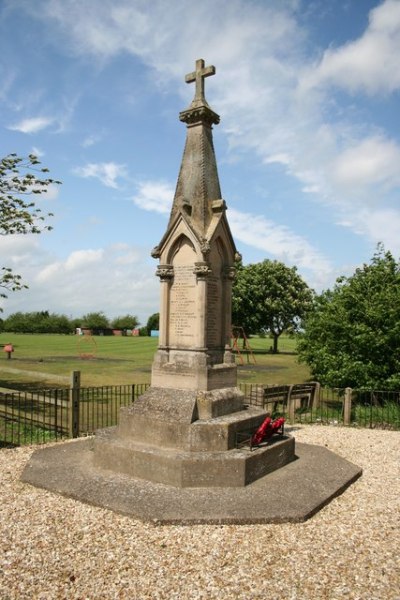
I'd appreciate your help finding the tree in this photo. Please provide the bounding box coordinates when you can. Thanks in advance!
[80,312,109,331]
[111,314,139,330]
[146,312,159,335]
[0,153,60,306]
[232,259,314,353]
[3,311,72,334]
[297,245,400,389]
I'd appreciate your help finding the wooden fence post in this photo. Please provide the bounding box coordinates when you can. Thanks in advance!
[288,385,295,423]
[313,382,321,409]
[343,387,352,426]
[69,371,81,438]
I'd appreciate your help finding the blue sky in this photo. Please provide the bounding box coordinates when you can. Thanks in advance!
[1,0,400,325]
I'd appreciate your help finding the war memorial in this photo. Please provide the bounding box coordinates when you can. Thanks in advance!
[22,60,361,524]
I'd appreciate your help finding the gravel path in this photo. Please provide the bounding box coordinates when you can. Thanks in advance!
[1,425,399,599]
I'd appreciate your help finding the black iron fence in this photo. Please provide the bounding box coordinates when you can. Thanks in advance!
[0,380,149,447]
[78,384,149,434]
[0,387,70,447]
[242,384,400,430]
[1,378,399,448]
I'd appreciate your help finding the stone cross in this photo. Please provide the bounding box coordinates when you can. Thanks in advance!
[185,58,216,103]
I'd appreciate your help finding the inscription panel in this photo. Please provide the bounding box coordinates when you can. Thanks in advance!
[169,264,197,347]
[207,275,222,347]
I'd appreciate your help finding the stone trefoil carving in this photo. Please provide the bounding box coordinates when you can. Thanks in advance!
[200,238,211,257]
[193,262,211,279]
[223,265,236,281]
[155,264,174,281]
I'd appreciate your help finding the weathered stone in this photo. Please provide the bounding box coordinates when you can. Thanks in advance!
[94,429,295,487]
[21,439,362,524]
[21,59,361,523]
[90,58,282,488]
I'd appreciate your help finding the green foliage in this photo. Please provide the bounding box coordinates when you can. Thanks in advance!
[0,153,59,236]
[3,311,72,334]
[298,244,400,389]
[146,312,159,335]
[352,401,400,429]
[232,259,313,352]
[0,153,60,308]
[70,317,82,331]
[0,267,28,300]
[80,311,110,330]
[110,314,139,330]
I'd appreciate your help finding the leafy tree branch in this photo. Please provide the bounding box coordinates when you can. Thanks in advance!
[0,153,61,307]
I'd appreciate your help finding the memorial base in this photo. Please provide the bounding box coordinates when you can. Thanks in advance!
[21,439,362,524]
[92,385,295,487]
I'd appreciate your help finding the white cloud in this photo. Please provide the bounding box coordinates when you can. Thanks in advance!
[229,208,331,274]
[339,207,400,257]
[132,181,173,214]
[81,133,103,147]
[7,116,54,134]
[1,240,159,323]
[6,0,400,286]
[36,262,62,283]
[0,236,41,267]
[331,136,400,190]
[64,249,104,270]
[36,249,105,283]
[73,162,127,188]
[31,146,45,157]
[301,0,400,95]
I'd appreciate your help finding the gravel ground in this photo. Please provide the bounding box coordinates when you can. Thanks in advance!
[1,425,399,600]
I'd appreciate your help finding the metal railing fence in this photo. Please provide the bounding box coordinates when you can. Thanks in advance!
[240,384,400,430]
[78,384,149,436]
[1,378,399,448]
[0,387,70,447]
[351,389,400,429]
[0,381,149,447]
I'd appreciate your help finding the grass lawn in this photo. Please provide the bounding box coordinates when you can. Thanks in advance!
[0,333,311,388]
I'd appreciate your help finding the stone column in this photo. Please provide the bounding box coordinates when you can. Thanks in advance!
[193,262,211,349]
[155,264,174,347]
[223,265,236,350]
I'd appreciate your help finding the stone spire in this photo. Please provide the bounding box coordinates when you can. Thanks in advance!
[168,59,222,236]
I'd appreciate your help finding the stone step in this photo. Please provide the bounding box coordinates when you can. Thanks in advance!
[116,405,267,451]
[94,427,295,488]
[189,407,267,451]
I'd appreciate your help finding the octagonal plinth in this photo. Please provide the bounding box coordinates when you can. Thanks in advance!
[21,439,362,524]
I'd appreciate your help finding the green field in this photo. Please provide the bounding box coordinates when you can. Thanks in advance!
[0,333,311,389]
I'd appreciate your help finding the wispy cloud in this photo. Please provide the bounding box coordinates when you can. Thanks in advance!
[0,238,158,322]
[338,207,400,257]
[331,135,400,191]
[7,116,54,134]
[31,146,45,157]
[300,0,400,95]
[132,180,173,214]
[130,178,332,279]
[73,162,127,189]
[81,132,103,147]
[64,249,104,271]
[4,0,400,292]
[229,208,331,274]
